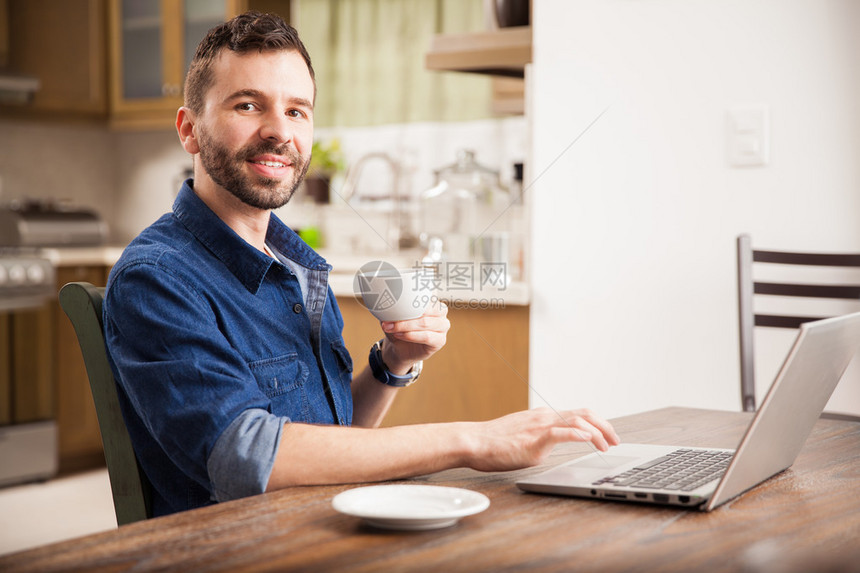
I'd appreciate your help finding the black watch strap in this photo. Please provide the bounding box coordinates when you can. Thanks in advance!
[368,339,422,387]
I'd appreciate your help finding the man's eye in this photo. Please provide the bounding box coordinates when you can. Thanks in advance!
[237,102,257,111]
[288,109,306,119]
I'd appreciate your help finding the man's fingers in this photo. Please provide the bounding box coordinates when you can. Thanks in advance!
[550,410,619,452]
[387,329,446,350]
[578,410,621,446]
[382,311,450,335]
[551,426,591,444]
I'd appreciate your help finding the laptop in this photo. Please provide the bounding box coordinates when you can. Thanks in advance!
[517,311,860,511]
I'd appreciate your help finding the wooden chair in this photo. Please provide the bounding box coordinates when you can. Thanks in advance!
[737,234,860,414]
[58,282,152,526]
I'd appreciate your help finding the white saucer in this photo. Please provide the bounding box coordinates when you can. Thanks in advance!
[332,484,490,531]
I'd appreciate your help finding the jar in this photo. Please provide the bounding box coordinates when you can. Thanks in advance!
[420,150,508,263]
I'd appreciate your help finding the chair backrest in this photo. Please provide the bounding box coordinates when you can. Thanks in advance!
[736,234,860,412]
[58,282,152,525]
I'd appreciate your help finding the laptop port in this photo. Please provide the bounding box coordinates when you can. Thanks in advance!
[604,493,628,500]
[634,493,648,499]
[653,493,670,503]
[679,495,691,504]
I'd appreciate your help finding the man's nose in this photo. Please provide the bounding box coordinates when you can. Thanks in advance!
[259,111,293,144]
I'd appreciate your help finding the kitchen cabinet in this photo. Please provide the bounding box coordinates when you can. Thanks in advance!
[0,314,8,425]
[1,306,53,426]
[11,306,54,423]
[109,0,230,128]
[0,0,9,67]
[1,0,109,119]
[337,296,529,426]
[53,264,110,473]
[425,25,531,115]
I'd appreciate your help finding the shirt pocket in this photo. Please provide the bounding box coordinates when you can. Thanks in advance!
[248,353,311,421]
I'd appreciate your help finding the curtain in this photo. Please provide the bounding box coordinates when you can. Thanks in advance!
[295,0,492,127]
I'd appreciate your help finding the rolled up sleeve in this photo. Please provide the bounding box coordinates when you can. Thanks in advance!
[208,408,289,502]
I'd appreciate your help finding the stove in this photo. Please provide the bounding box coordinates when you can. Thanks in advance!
[0,199,108,248]
[0,249,56,312]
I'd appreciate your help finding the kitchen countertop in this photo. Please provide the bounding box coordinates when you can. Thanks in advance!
[42,246,530,306]
[40,245,127,267]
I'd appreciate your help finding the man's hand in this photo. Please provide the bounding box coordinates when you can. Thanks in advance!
[463,407,622,472]
[378,299,450,374]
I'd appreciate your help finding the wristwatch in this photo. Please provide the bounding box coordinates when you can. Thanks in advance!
[368,339,423,387]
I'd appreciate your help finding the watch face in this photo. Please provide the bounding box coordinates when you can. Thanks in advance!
[409,361,423,379]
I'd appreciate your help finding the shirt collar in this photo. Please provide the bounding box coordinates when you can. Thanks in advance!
[172,179,330,294]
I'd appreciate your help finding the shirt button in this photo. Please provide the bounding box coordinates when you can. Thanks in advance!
[293,303,303,314]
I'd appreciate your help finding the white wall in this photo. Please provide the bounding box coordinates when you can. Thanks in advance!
[530,0,860,419]
[0,120,117,222]
[112,130,192,243]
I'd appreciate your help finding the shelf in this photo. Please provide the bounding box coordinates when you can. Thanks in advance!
[425,26,531,78]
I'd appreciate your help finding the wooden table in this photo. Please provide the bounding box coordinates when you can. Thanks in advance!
[2,407,859,572]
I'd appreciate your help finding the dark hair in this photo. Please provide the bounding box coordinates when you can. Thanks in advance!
[184,11,315,113]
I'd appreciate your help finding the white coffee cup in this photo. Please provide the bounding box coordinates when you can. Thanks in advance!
[353,264,436,322]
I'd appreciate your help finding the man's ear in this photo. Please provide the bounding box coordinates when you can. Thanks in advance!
[176,107,200,154]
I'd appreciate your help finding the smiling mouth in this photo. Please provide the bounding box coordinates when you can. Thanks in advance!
[249,159,289,168]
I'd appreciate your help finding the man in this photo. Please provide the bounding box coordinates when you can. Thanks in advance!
[104,12,619,517]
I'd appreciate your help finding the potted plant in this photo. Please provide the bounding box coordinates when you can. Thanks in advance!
[304,139,346,204]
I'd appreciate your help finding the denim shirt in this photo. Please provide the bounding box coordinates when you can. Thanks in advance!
[103,181,354,516]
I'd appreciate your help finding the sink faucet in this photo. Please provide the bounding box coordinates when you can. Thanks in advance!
[339,152,417,250]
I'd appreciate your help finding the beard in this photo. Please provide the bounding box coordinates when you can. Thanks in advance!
[196,126,310,211]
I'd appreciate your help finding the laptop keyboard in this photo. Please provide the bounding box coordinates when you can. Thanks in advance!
[592,448,733,492]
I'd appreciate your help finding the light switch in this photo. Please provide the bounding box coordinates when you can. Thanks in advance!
[727,105,769,167]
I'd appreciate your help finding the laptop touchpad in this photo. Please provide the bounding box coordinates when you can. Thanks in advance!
[569,455,638,469]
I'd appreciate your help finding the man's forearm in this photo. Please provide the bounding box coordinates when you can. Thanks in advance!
[265,420,471,490]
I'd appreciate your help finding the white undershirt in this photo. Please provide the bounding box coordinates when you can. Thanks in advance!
[265,242,309,306]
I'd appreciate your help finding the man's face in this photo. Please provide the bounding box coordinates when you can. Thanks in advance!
[193,49,315,210]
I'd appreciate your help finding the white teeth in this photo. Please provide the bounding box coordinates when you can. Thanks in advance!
[254,160,286,168]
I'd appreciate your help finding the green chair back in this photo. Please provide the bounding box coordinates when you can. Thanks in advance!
[59,282,152,525]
